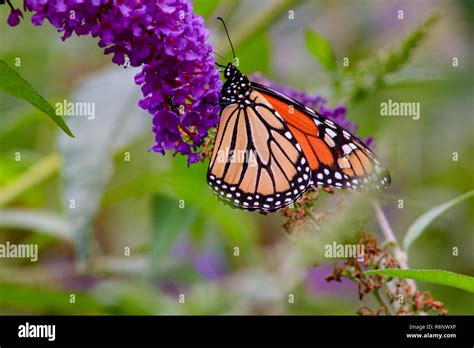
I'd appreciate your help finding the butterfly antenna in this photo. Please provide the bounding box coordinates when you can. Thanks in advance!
[213,51,228,67]
[217,17,236,60]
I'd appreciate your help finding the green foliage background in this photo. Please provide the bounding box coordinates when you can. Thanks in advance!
[0,0,473,315]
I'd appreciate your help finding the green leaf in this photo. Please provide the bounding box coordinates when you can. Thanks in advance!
[342,14,439,105]
[0,59,74,137]
[380,14,439,75]
[57,66,149,267]
[0,209,72,242]
[365,269,474,293]
[305,30,336,71]
[150,195,196,275]
[403,190,474,250]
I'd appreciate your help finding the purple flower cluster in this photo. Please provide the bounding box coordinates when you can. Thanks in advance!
[8,0,222,164]
[250,72,373,146]
[173,238,227,281]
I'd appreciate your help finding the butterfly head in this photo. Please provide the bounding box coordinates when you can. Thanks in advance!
[221,63,251,105]
[224,63,239,79]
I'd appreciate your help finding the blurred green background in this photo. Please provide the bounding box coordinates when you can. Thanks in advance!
[0,0,472,315]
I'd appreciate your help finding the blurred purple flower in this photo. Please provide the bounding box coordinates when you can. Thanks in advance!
[172,238,227,281]
[306,263,356,296]
[193,249,227,281]
[9,0,221,165]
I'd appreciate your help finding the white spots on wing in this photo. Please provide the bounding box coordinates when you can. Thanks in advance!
[342,144,352,154]
[305,105,315,114]
[324,119,336,128]
[326,128,337,138]
[274,111,283,120]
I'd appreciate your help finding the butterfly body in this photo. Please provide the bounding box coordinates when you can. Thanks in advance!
[207,63,391,212]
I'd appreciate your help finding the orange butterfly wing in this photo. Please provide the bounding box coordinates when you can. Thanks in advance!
[253,84,391,191]
[207,91,312,212]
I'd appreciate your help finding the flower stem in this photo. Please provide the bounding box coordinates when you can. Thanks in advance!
[372,200,417,294]
[0,152,60,207]
[373,287,394,315]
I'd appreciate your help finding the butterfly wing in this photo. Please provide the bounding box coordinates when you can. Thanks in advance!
[208,90,312,212]
[251,82,391,191]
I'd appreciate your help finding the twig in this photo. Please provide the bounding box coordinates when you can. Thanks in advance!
[372,200,417,294]
[372,288,394,315]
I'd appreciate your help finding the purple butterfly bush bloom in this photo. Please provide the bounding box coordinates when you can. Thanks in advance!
[7,0,371,164]
[8,0,221,165]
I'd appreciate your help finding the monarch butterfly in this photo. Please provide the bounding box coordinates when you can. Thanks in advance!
[207,18,390,212]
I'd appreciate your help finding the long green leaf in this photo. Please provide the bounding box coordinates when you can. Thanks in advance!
[403,190,474,250]
[0,59,74,137]
[305,30,336,71]
[365,269,474,293]
[57,66,149,267]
